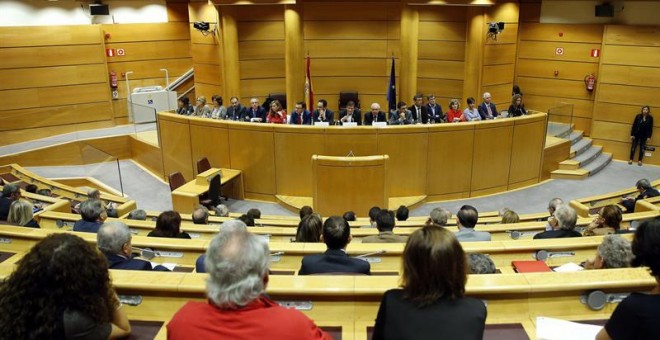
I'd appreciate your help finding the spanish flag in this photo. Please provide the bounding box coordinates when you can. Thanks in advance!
[304,56,313,111]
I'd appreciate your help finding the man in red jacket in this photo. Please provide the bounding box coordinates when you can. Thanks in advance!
[167,221,330,340]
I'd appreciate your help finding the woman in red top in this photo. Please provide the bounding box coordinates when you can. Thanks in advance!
[267,100,287,124]
[446,99,464,123]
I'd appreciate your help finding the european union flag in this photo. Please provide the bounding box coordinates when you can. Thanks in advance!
[386,56,396,112]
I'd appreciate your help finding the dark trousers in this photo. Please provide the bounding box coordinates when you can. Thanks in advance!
[629,137,647,161]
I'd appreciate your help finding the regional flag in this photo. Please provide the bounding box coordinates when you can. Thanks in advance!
[305,56,314,111]
[387,56,396,112]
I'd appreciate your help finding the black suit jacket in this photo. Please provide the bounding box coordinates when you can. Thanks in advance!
[364,111,387,125]
[408,105,429,124]
[630,114,654,139]
[478,102,498,120]
[241,106,267,122]
[426,104,445,123]
[312,109,335,125]
[298,249,371,275]
[338,109,362,125]
[226,104,246,121]
[104,252,170,271]
[533,229,582,239]
[0,197,12,221]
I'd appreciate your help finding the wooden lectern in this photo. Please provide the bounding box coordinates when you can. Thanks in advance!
[312,155,389,217]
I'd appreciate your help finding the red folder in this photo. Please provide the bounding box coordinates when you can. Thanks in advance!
[512,260,552,273]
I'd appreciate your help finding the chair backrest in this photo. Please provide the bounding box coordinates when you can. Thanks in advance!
[197,157,211,174]
[168,172,186,192]
[339,91,359,111]
[268,93,287,111]
[207,174,222,206]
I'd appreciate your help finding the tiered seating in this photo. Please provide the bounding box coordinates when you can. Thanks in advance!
[569,179,660,217]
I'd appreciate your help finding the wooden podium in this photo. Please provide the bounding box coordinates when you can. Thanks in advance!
[312,155,389,217]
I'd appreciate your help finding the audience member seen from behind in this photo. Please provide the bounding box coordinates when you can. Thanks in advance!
[247,208,261,221]
[99,221,170,271]
[584,205,623,236]
[299,205,314,220]
[148,210,191,239]
[73,199,107,233]
[37,188,52,197]
[0,183,21,221]
[629,105,653,166]
[533,205,581,239]
[368,206,381,227]
[176,96,193,115]
[195,220,246,273]
[342,211,356,222]
[621,178,659,213]
[295,214,323,243]
[266,99,287,124]
[372,226,486,339]
[298,216,370,275]
[25,184,38,194]
[507,94,527,117]
[127,209,147,220]
[362,209,408,243]
[168,221,330,339]
[501,210,520,224]
[545,197,564,231]
[512,84,523,97]
[455,205,491,242]
[584,235,632,270]
[210,95,227,120]
[7,200,40,228]
[468,253,497,274]
[238,214,255,227]
[463,97,481,122]
[215,204,230,217]
[390,101,413,125]
[596,218,660,340]
[446,98,464,123]
[395,205,409,221]
[0,233,131,339]
[428,207,451,227]
[478,92,498,120]
[192,206,209,225]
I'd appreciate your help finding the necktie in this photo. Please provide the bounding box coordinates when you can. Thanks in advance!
[486,104,492,117]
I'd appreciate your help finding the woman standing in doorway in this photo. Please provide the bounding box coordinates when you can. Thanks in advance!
[629,106,653,166]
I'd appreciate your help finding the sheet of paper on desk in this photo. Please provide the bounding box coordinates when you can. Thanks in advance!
[536,316,601,340]
[552,262,584,272]
[151,262,177,271]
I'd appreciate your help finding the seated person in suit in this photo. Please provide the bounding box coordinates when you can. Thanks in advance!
[368,206,381,228]
[0,183,21,221]
[596,218,660,340]
[372,226,486,339]
[621,178,660,213]
[7,200,40,228]
[478,92,498,120]
[468,253,497,274]
[226,96,246,121]
[243,97,267,122]
[533,204,582,239]
[195,220,245,273]
[584,205,623,236]
[73,199,107,233]
[176,96,194,115]
[192,206,209,225]
[364,103,387,125]
[238,214,255,226]
[390,101,413,125]
[455,205,491,242]
[583,234,632,270]
[339,101,362,125]
[545,197,564,231]
[0,233,132,339]
[396,205,409,221]
[210,95,227,120]
[148,211,191,239]
[409,93,428,124]
[247,208,261,220]
[192,96,211,118]
[98,221,170,271]
[446,98,465,123]
[463,97,481,122]
[507,94,527,117]
[289,101,313,125]
[428,207,451,227]
[312,99,334,125]
[86,189,117,217]
[170,222,330,340]
[362,209,408,243]
[298,216,371,275]
[127,209,147,220]
[266,100,287,124]
[295,214,323,243]
[426,94,445,123]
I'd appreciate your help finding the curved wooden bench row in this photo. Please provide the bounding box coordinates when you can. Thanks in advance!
[0,163,137,216]
[570,179,660,217]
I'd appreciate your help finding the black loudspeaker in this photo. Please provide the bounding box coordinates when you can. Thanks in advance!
[595,3,614,17]
[90,4,109,16]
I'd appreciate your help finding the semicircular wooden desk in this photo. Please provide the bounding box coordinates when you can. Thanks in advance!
[158,112,548,215]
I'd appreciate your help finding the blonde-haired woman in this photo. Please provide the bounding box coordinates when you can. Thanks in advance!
[8,200,40,228]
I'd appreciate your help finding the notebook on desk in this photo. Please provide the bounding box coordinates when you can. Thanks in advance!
[512,260,552,273]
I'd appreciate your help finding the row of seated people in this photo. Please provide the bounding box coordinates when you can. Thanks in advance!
[1,213,658,338]
[175,92,528,125]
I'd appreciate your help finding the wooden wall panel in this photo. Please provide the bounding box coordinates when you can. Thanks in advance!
[599,64,660,86]
[0,65,107,90]
[189,2,221,108]
[482,83,513,110]
[192,44,221,64]
[518,23,604,43]
[418,60,464,80]
[378,131,428,197]
[159,116,194,181]
[0,45,106,69]
[601,45,659,68]
[418,41,465,61]
[189,123,231,173]
[0,25,102,47]
[104,23,190,42]
[426,127,474,196]
[593,102,659,126]
[482,64,515,86]
[104,41,191,62]
[517,77,595,101]
[194,63,222,86]
[228,127,276,195]
[597,84,660,107]
[482,44,517,65]
[0,103,112,131]
[471,123,514,192]
[523,96,594,119]
[240,60,287,79]
[509,119,545,184]
[603,26,660,47]
[274,130,326,197]
[130,136,164,179]
[517,59,599,81]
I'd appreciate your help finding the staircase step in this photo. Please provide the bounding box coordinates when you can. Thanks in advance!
[547,122,573,138]
[570,138,593,157]
[584,152,613,176]
[559,160,580,170]
[551,168,589,180]
[573,145,603,167]
[568,130,584,145]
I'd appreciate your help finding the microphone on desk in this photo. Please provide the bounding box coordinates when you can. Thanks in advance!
[133,247,156,260]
